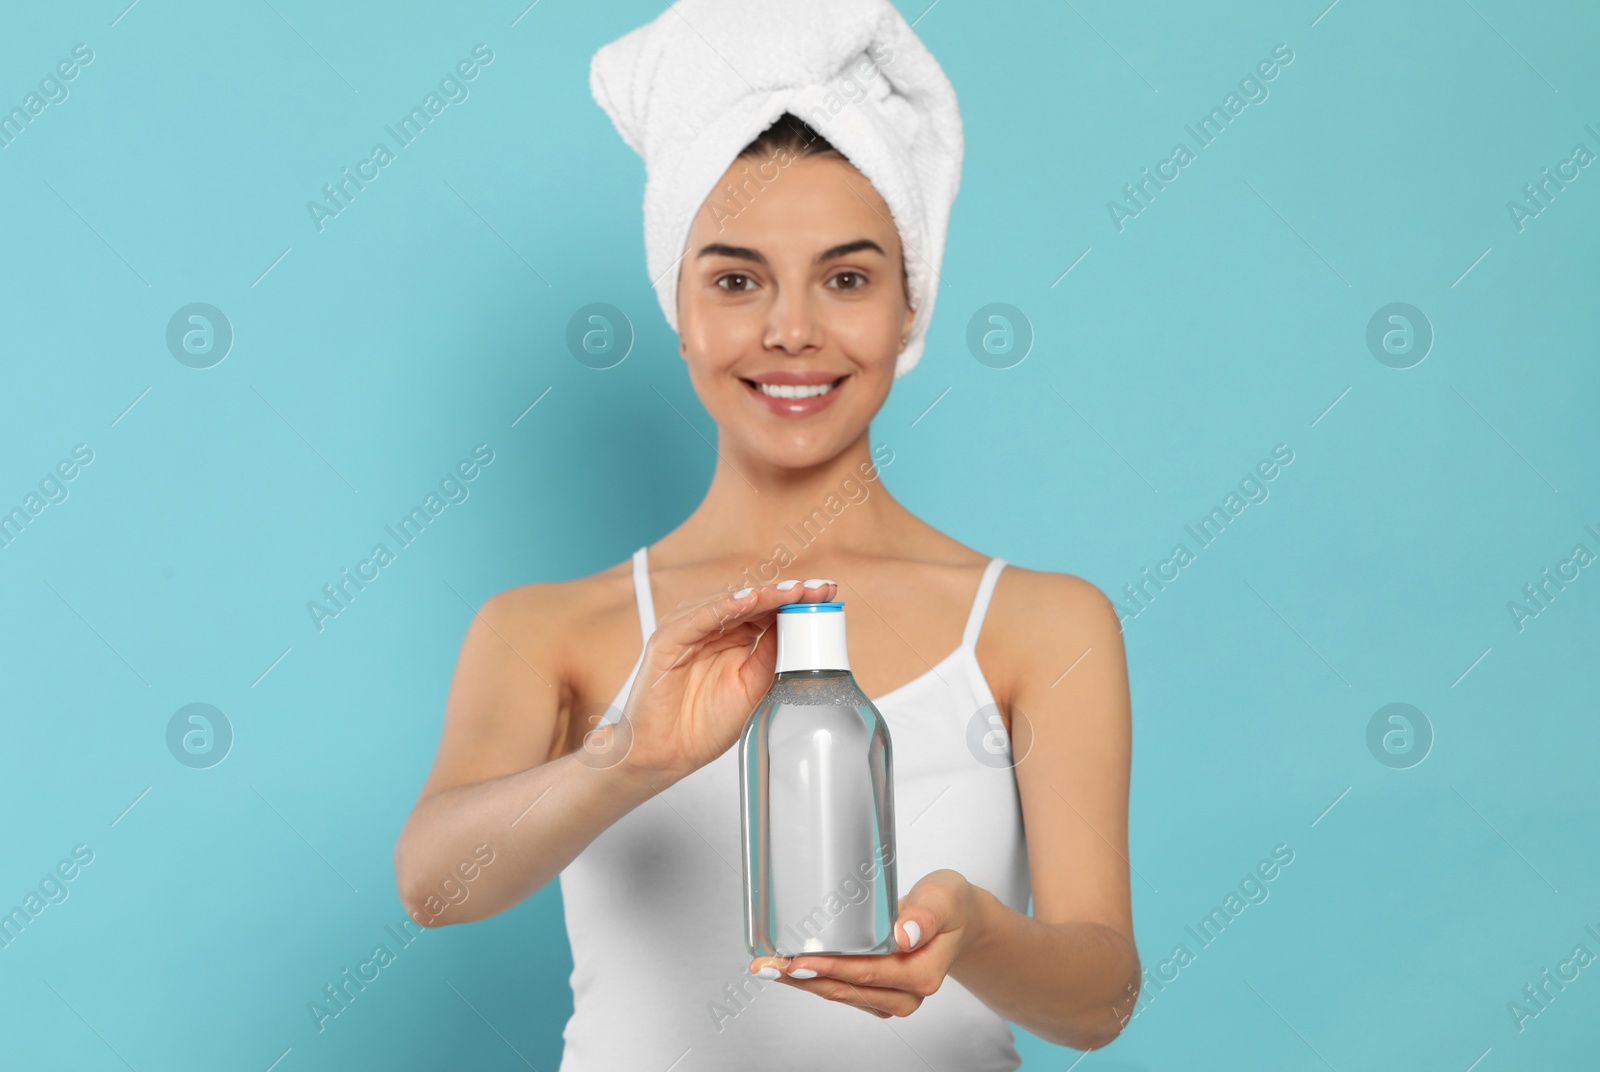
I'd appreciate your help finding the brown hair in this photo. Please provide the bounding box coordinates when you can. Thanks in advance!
[734,112,909,303]
[736,111,842,162]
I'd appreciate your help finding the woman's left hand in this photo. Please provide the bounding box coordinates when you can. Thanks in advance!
[747,869,982,1019]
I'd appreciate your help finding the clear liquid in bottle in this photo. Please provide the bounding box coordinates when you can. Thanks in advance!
[739,600,898,957]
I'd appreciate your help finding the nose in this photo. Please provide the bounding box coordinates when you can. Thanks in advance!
[762,285,823,355]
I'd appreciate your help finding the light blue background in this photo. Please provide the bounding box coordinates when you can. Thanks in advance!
[2,0,1597,1068]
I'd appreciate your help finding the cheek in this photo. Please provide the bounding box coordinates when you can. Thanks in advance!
[682,310,746,372]
[830,309,899,368]
[681,293,766,367]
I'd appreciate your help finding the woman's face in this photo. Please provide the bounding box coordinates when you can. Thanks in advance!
[676,149,914,469]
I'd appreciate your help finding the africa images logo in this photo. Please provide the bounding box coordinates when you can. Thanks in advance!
[306,45,495,232]
[307,445,495,632]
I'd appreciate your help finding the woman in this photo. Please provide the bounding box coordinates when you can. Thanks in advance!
[395,3,1138,1067]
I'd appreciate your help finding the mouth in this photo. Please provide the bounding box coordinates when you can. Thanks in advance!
[738,374,850,417]
[741,376,847,399]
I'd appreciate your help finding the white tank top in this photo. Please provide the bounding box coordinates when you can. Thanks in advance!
[556,547,1031,1071]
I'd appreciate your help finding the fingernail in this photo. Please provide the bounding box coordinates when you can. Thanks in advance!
[903,921,921,950]
[787,967,818,979]
[801,578,828,589]
[733,587,753,599]
[752,965,781,980]
[775,579,799,590]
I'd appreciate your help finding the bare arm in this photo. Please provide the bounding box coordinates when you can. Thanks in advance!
[394,576,840,927]
[951,572,1139,1048]
[393,585,660,927]
[396,752,673,928]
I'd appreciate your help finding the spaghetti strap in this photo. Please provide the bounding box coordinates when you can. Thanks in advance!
[960,557,1008,650]
[631,546,657,644]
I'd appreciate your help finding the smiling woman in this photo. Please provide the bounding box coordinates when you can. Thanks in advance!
[676,114,915,445]
[393,1,1138,1068]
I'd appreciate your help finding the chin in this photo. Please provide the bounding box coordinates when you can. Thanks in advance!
[745,400,867,460]
[747,424,856,470]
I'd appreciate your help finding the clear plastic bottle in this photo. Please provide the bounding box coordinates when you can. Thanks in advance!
[739,600,898,957]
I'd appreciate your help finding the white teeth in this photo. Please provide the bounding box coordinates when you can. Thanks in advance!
[753,380,838,399]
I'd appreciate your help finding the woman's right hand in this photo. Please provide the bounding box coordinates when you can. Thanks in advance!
[597,577,838,783]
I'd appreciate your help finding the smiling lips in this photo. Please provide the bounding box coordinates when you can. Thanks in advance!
[740,371,848,417]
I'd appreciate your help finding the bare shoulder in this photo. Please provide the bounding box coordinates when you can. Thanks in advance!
[417,555,642,799]
[469,555,638,691]
[994,563,1121,633]
[981,563,1127,711]
[476,557,629,634]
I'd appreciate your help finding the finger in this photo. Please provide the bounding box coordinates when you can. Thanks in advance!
[647,582,834,681]
[713,577,840,628]
[893,870,964,952]
[896,913,927,952]
[656,578,839,650]
[751,953,904,990]
[776,975,917,1017]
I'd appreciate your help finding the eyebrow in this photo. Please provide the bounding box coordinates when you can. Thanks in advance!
[694,238,887,265]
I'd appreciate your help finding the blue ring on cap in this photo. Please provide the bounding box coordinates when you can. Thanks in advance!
[777,601,843,613]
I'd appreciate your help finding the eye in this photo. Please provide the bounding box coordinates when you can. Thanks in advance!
[830,271,866,291]
[716,273,754,292]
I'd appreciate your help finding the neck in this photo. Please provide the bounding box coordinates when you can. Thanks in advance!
[661,427,905,590]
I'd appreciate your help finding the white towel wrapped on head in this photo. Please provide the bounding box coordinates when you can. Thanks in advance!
[589,0,963,378]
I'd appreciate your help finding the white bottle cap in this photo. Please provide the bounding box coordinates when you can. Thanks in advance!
[774,603,851,673]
